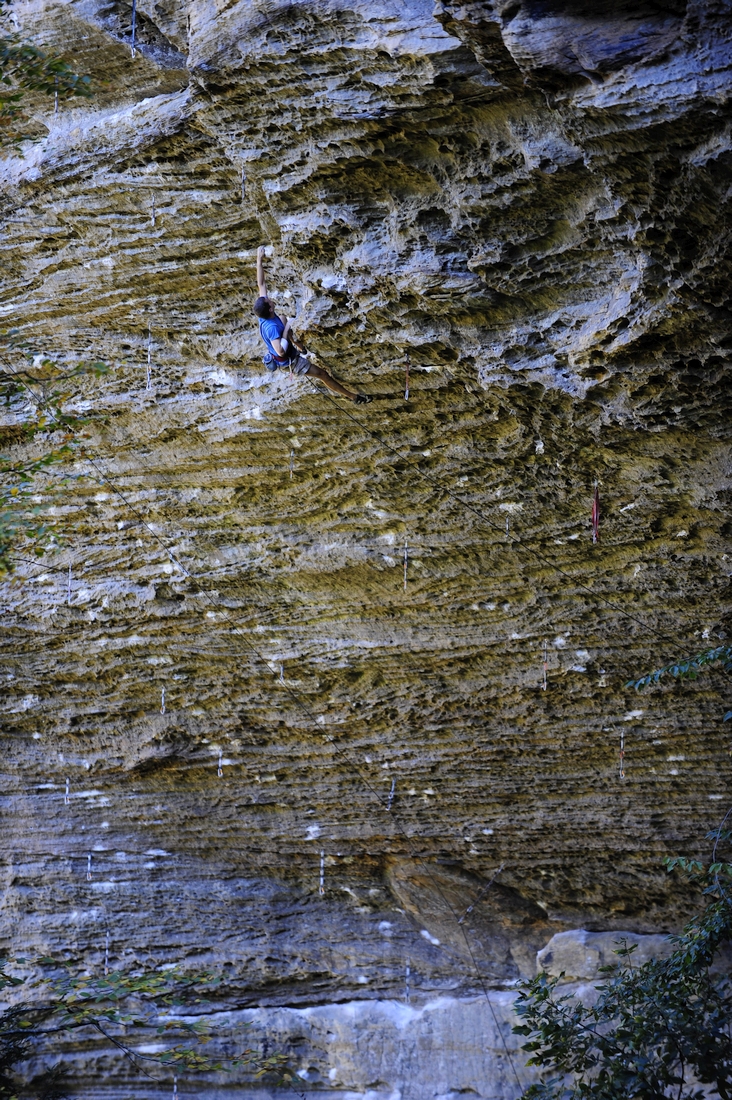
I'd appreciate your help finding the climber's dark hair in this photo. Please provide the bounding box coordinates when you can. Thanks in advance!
[254,296,271,318]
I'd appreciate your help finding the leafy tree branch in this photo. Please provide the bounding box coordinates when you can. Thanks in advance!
[0,333,108,576]
[627,645,732,693]
[626,645,732,723]
[0,0,92,149]
[513,829,732,1100]
[0,956,300,1098]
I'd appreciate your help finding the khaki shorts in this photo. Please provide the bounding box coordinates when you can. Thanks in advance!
[284,353,310,376]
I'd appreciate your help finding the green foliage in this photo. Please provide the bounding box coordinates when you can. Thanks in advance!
[0,955,298,1096]
[513,834,732,1100]
[0,332,108,576]
[0,0,92,149]
[626,644,732,700]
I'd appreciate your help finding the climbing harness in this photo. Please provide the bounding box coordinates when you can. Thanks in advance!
[319,850,325,895]
[403,540,408,592]
[160,686,166,715]
[457,863,505,925]
[130,0,137,57]
[592,483,600,544]
[542,639,548,691]
[387,778,396,811]
[404,352,410,400]
[64,777,70,806]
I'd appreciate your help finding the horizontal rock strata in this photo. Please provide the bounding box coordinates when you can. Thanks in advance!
[1,0,731,1096]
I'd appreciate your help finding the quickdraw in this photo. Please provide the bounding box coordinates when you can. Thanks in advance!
[592,483,600,544]
[131,0,137,57]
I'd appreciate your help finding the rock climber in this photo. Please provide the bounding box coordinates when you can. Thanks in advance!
[254,246,372,403]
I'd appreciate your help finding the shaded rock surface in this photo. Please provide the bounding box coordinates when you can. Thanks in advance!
[1,0,731,1096]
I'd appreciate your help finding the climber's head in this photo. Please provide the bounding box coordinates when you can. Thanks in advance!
[254,296,272,319]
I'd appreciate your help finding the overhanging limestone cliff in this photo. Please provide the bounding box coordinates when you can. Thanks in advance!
[1,1,731,1097]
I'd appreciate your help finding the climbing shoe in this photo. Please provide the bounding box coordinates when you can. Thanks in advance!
[354,393,373,405]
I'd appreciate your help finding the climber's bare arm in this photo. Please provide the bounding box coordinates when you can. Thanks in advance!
[256,245,268,298]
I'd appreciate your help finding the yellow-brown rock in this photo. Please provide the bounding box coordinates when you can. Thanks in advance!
[1,1,731,1096]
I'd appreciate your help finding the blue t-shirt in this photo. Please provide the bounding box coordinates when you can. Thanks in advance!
[259,315,288,362]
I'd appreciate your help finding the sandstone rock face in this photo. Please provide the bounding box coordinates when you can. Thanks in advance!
[536,928,674,980]
[1,0,731,1097]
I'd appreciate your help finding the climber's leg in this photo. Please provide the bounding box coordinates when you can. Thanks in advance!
[301,361,371,404]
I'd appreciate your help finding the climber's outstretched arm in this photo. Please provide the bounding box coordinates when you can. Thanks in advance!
[256,245,268,298]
